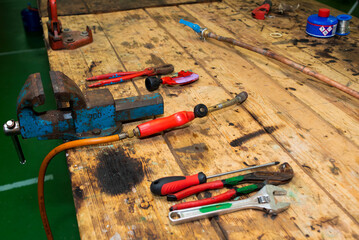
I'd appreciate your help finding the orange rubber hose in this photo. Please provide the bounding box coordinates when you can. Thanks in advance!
[38,135,120,240]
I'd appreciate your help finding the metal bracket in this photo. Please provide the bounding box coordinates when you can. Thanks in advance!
[47,0,93,50]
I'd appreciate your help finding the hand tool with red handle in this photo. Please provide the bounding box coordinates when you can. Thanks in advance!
[167,162,293,201]
[252,0,272,20]
[87,64,174,88]
[150,161,279,196]
[125,91,248,140]
[145,70,199,91]
[170,183,264,211]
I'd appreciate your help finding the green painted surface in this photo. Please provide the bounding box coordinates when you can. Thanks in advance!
[199,203,232,213]
[223,175,244,186]
[316,0,359,17]
[0,0,79,239]
[236,184,259,194]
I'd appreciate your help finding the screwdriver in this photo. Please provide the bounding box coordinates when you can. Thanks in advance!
[150,161,279,195]
[167,162,293,201]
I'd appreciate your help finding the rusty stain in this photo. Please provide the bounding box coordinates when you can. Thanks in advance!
[329,159,341,175]
[88,61,102,73]
[174,143,209,153]
[139,200,151,210]
[125,198,136,213]
[230,126,278,147]
[144,43,155,49]
[95,148,145,195]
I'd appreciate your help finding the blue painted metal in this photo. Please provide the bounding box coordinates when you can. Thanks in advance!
[306,10,338,38]
[115,93,164,122]
[74,105,116,133]
[21,4,42,32]
[18,109,73,140]
[116,103,164,122]
[16,72,164,140]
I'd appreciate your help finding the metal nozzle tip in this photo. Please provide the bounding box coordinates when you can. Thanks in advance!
[235,91,248,104]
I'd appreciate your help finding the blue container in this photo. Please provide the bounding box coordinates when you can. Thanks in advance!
[306,8,338,38]
[21,4,42,32]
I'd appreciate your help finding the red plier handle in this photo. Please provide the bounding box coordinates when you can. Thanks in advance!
[252,0,272,20]
[87,64,174,88]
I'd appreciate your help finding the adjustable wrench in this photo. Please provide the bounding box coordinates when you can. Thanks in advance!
[168,184,290,225]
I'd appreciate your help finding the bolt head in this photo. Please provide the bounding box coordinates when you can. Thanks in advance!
[6,120,15,129]
[80,31,89,36]
[92,128,101,135]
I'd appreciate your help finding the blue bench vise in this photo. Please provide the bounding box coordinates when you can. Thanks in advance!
[3,71,164,164]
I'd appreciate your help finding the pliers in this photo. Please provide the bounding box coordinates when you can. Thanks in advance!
[145,70,199,91]
[169,162,293,211]
[86,64,174,88]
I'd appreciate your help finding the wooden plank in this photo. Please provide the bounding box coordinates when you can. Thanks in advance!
[42,14,223,240]
[225,0,359,76]
[40,1,359,239]
[223,0,359,122]
[38,0,219,17]
[191,1,359,146]
[96,8,359,238]
[146,2,359,223]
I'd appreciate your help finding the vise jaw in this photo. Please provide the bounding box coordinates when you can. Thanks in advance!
[4,71,164,163]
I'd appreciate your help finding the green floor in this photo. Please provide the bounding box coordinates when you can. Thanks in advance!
[0,0,357,239]
[0,0,79,239]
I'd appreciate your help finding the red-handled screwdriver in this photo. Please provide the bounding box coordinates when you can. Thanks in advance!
[150,161,279,196]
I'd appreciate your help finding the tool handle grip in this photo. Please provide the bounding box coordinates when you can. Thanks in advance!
[86,71,139,81]
[170,189,236,211]
[154,64,174,75]
[150,173,207,195]
[167,180,224,201]
[179,19,202,33]
[136,111,195,138]
[88,70,152,87]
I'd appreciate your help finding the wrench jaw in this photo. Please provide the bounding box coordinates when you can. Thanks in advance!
[265,185,290,214]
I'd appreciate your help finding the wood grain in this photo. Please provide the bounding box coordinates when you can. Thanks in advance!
[41,1,359,239]
[38,0,219,17]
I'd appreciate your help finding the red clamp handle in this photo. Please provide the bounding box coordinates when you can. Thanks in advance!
[136,111,195,138]
[170,189,236,211]
[167,180,224,201]
[252,0,271,20]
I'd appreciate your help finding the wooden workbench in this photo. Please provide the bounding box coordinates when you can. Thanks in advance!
[42,0,359,239]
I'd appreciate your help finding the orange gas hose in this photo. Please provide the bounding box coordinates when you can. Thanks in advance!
[38,135,120,240]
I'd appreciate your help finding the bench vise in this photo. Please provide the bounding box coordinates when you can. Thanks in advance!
[3,71,164,164]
